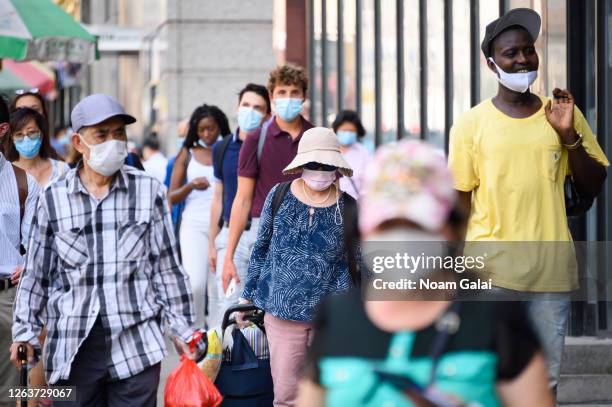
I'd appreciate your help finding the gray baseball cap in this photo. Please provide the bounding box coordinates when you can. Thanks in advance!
[71,93,136,132]
[481,8,541,58]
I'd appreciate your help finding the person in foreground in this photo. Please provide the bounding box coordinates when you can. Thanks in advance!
[297,140,554,407]
[10,93,200,407]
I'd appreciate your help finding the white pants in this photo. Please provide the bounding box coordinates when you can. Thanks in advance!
[179,218,221,329]
[214,218,260,322]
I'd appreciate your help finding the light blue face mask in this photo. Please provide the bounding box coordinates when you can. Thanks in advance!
[238,106,264,132]
[15,134,42,158]
[176,138,185,151]
[198,139,213,148]
[274,98,303,122]
[337,130,358,146]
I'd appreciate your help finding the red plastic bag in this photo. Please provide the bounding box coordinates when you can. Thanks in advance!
[165,356,223,407]
[165,331,222,407]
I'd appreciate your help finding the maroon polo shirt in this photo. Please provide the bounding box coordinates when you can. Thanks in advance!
[238,115,314,218]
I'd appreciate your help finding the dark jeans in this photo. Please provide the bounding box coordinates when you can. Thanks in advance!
[55,318,160,407]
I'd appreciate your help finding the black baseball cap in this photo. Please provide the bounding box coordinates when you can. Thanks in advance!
[481,8,541,58]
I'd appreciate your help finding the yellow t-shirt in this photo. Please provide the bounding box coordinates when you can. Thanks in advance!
[448,95,609,291]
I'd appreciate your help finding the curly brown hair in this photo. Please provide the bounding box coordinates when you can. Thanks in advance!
[267,64,309,96]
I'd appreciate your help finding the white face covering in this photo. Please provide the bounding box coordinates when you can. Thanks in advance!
[488,57,538,93]
[301,168,336,191]
[79,135,128,176]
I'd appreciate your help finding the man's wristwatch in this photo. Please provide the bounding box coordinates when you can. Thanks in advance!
[562,132,583,150]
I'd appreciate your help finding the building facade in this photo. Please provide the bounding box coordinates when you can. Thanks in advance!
[77,0,278,152]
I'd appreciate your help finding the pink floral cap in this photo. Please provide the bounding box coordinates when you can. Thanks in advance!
[359,140,457,235]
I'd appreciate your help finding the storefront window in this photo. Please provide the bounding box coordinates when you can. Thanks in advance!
[313,0,323,125]
[360,0,376,143]
[479,0,500,101]
[326,0,339,125]
[342,0,357,110]
[453,0,471,121]
[403,0,420,139]
[508,0,532,9]
[381,0,397,144]
[427,0,445,149]
[545,0,567,91]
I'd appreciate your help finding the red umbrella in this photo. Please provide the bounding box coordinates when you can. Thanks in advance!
[0,59,55,95]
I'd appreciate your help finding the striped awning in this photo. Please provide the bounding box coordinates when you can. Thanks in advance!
[0,59,55,95]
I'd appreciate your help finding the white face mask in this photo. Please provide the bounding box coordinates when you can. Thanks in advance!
[488,57,538,93]
[79,135,128,176]
[301,168,336,191]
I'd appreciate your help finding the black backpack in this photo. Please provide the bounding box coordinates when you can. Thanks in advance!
[270,181,361,285]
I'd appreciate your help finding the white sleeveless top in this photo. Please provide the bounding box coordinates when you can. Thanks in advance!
[182,154,215,224]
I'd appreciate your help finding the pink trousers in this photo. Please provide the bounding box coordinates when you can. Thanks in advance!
[264,313,314,407]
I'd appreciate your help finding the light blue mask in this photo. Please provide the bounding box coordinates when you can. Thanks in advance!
[58,136,71,146]
[176,138,185,151]
[337,130,358,146]
[274,98,303,122]
[238,106,264,132]
[15,134,42,158]
[198,138,216,148]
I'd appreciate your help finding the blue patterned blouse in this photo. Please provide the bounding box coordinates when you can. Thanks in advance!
[241,184,353,322]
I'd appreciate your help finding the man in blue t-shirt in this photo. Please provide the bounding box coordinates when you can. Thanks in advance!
[209,83,270,314]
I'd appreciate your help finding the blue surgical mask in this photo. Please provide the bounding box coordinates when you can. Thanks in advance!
[274,98,303,122]
[238,106,264,132]
[337,130,358,146]
[15,134,42,158]
[176,138,185,151]
[58,136,70,146]
[198,139,215,148]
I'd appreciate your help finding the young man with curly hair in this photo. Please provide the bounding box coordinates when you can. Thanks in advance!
[221,64,313,295]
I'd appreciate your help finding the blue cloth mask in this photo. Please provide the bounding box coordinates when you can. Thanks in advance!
[15,134,42,158]
[176,138,185,151]
[238,106,264,132]
[337,130,358,146]
[274,98,303,122]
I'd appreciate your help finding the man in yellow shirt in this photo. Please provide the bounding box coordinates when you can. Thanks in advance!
[448,8,608,394]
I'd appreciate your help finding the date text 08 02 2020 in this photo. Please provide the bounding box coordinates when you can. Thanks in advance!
[3,387,76,401]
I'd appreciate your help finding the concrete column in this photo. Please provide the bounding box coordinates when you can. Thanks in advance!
[157,0,276,154]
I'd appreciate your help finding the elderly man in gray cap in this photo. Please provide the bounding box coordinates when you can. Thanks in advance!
[10,94,200,406]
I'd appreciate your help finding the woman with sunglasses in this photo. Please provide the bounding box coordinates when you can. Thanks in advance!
[4,107,64,188]
[239,127,355,406]
[11,89,48,118]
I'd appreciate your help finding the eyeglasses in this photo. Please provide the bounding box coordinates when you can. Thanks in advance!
[13,132,41,143]
[303,162,337,172]
[15,88,40,96]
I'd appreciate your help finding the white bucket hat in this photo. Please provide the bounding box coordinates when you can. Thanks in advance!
[282,127,353,177]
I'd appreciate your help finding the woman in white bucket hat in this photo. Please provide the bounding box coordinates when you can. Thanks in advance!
[239,127,356,406]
